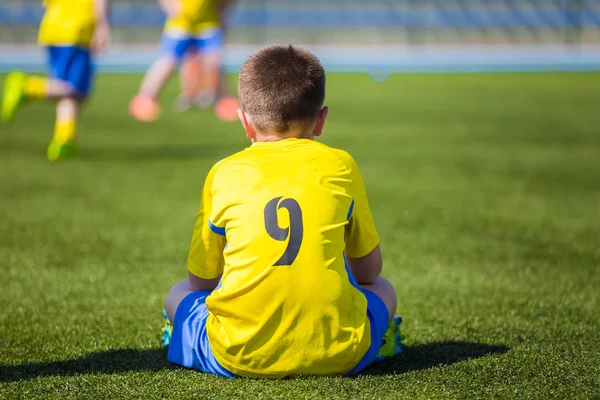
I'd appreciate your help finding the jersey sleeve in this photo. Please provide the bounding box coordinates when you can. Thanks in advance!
[342,153,380,259]
[187,160,227,279]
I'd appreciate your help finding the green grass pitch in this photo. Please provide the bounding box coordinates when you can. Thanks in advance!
[0,73,599,399]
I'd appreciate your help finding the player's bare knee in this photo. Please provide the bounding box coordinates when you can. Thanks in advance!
[375,276,397,319]
[165,280,193,322]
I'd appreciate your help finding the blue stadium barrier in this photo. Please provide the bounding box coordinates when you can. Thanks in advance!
[2,46,600,75]
[1,1,600,73]
[0,3,599,29]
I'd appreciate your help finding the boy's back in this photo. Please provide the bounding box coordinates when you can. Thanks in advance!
[165,0,221,33]
[39,0,96,48]
[189,138,379,377]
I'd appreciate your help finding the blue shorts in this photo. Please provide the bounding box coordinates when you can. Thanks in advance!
[46,46,94,96]
[347,288,390,375]
[159,28,223,62]
[167,288,389,377]
[167,290,235,377]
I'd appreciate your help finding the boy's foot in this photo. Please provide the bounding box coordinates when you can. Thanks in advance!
[193,91,216,109]
[129,94,161,122]
[174,95,194,113]
[161,310,173,348]
[1,71,28,123]
[214,96,239,122]
[47,139,79,161]
[376,316,405,361]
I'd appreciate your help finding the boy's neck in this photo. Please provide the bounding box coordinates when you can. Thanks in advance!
[254,127,313,143]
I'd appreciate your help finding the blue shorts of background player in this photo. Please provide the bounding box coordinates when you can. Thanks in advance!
[47,46,94,97]
[159,28,224,62]
[167,286,390,377]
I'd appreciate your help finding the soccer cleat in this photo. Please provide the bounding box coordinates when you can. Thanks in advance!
[376,316,405,361]
[193,91,217,109]
[47,139,79,161]
[174,95,195,113]
[1,71,28,123]
[214,96,239,122]
[129,94,161,122]
[161,310,173,348]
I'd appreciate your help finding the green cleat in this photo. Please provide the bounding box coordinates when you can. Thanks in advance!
[376,316,405,360]
[161,310,173,348]
[1,71,28,124]
[47,139,79,161]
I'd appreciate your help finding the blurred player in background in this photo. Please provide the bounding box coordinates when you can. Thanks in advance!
[0,0,111,161]
[129,0,238,123]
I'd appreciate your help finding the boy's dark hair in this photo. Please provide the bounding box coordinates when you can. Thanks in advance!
[238,45,326,133]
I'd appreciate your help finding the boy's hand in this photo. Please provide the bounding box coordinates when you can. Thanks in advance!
[92,22,111,53]
[165,3,181,18]
[160,0,182,18]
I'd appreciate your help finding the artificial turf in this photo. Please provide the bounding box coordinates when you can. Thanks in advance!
[0,73,599,399]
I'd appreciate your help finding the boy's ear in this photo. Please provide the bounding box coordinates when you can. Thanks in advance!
[312,106,329,138]
[237,108,256,141]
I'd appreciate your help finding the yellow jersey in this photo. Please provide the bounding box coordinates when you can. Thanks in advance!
[165,0,221,34]
[38,0,96,47]
[188,138,380,378]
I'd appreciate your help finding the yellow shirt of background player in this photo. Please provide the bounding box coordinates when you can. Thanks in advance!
[164,0,221,35]
[38,0,97,48]
[187,138,381,378]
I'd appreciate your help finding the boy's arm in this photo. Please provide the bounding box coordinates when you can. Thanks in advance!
[187,160,227,288]
[346,245,382,285]
[218,0,235,30]
[92,0,111,53]
[342,152,382,285]
[188,271,221,291]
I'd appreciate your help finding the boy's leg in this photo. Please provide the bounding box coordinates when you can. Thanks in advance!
[1,73,71,124]
[3,46,91,160]
[360,276,397,320]
[193,28,238,121]
[44,46,93,161]
[129,57,175,122]
[130,34,191,121]
[195,52,220,107]
[47,96,82,161]
[177,51,202,110]
[348,276,402,375]
[162,279,195,348]
[137,57,178,100]
[2,44,89,124]
[163,280,234,377]
[364,278,404,359]
[180,29,221,109]
[213,66,239,122]
[1,72,29,123]
[164,280,196,323]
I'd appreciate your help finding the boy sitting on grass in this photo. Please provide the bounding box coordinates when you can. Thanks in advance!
[163,45,403,378]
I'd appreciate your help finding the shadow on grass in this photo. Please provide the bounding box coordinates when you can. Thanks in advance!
[363,341,510,376]
[0,342,509,382]
[0,348,173,383]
